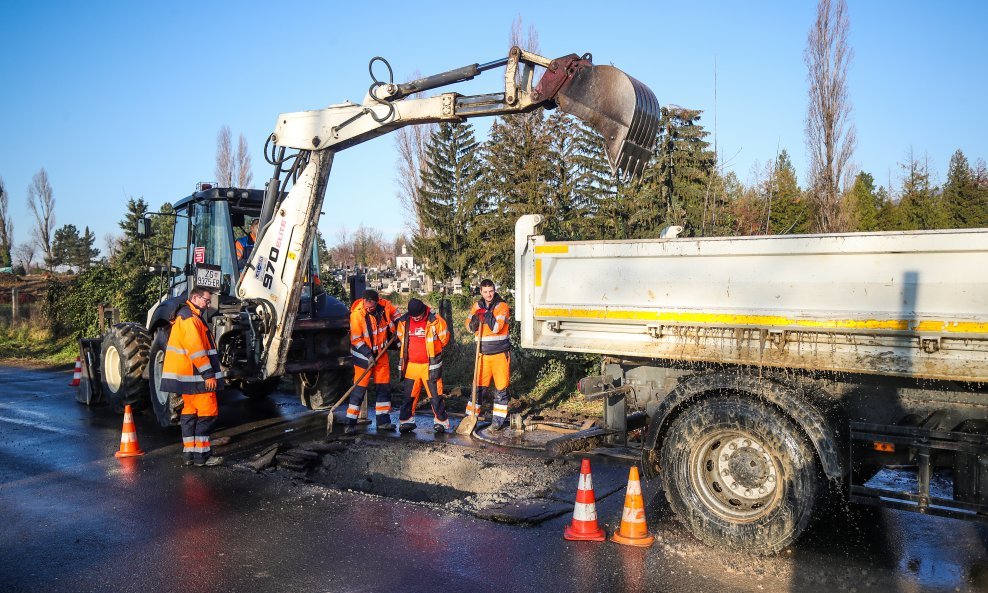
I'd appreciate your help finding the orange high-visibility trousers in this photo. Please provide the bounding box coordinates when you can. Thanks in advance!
[478,352,510,390]
[353,355,390,388]
[180,392,218,463]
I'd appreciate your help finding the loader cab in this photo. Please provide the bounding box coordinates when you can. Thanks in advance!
[158,185,331,318]
[165,186,264,300]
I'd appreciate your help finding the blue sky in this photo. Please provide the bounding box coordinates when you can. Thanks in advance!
[1,1,986,254]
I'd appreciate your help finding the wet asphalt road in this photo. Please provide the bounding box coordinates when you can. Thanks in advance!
[1,365,988,593]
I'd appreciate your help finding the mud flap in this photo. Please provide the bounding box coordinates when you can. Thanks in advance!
[76,338,104,405]
[555,63,660,180]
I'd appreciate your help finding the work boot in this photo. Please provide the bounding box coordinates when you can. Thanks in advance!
[344,425,359,436]
[195,456,224,467]
[490,421,506,432]
[183,459,193,467]
[399,422,416,433]
[433,424,446,434]
[377,423,396,431]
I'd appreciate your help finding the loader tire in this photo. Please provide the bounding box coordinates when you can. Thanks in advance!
[660,396,820,555]
[295,370,348,410]
[241,378,282,399]
[101,323,151,413]
[148,327,182,427]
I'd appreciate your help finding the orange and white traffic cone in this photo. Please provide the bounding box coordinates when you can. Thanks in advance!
[68,357,81,387]
[563,458,606,541]
[611,466,654,547]
[114,404,145,458]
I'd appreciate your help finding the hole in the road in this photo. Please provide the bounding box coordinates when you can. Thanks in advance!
[314,439,575,510]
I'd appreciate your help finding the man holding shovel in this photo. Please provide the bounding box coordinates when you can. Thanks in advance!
[345,289,398,435]
[466,279,512,430]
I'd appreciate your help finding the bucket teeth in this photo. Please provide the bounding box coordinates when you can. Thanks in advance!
[556,64,659,181]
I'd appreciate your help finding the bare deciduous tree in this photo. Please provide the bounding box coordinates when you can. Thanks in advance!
[27,168,56,269]
[235,133,253,188]
[509,14,539,53]
[804,0,856,233]
[13,242,36,272]
[103,233,122,261]
[0,177,13,267]
[215,125,233,186]
[394,71,433,235]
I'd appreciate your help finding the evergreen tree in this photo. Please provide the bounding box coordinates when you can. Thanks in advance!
[629,107,715,238]
[768,150,811,234]
[51,224,83,269]
[413,122,483,286]
[569,119,619,239]
[847,172,880,231]
[475,110,553,286]
[873,185,905,231]
[943,149,986,228]
[897,155,947,230]
[79,226,99,268]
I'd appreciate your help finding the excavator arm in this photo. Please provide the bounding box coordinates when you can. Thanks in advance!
[237,47,659,379]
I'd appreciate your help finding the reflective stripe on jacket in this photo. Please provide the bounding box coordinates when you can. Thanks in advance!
[161,300,225,395]
[235,233,255,262]
[350,298,397,369]
[466,294,511,355]
[397,308,449,381]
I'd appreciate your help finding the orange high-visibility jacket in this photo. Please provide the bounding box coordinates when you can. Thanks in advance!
[350,298,397,369]
[397,309,449,380]
[161,300,225,395]
[466,294,511,354]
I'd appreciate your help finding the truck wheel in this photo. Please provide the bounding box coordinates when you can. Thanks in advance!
[148,328,182,427]
[660,396,820,554]
[101,323,151,412]
[241,378,282,399]
[295,370,348,409]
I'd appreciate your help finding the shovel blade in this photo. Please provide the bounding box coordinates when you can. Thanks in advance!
[455,414,478,436]
[556,64,660,181]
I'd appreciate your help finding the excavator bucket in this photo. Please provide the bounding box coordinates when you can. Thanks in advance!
[555,64,660,181]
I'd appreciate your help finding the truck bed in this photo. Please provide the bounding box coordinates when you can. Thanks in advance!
[514,215,988,382]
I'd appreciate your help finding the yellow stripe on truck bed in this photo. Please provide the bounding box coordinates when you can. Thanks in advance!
[534,307,988,335]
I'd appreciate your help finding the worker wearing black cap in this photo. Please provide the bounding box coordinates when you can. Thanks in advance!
[395,298,451,433]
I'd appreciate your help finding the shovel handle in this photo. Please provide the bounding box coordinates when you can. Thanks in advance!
[326,332,399,431]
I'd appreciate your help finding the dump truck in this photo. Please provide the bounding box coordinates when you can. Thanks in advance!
[515,214,988,553]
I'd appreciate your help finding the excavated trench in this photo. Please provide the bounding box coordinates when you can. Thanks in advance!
[315,438,583,521]
[246,436,628,524]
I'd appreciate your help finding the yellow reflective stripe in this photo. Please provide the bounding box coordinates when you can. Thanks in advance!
[534,245,569,254]
[534,307,988,334]
[534,258,542,287]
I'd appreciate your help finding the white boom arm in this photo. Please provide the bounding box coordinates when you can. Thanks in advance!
[236,48,659,378]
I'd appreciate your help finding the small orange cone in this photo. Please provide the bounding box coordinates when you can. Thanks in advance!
[611,466,654,547]
[114,404,145,458]
[68,357,81,387]
[564,458,606,541]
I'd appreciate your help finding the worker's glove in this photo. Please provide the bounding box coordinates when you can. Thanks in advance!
[468,313,481,333]
[204,377,218,391]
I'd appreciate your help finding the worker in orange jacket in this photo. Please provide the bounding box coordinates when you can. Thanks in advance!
[161,286,226,467]
[466,279,511,430]
[235,218,259,270]
[396,298,451,433]
[347,289,398,435]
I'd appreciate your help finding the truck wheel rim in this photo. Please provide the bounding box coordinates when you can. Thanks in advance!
[689,430,781,522]
[105,345,122,392]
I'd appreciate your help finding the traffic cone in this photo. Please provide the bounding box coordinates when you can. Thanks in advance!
[611,466,654,547]
[563,458,606,541]
[114,404,145,458]
[68,357,82,387]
